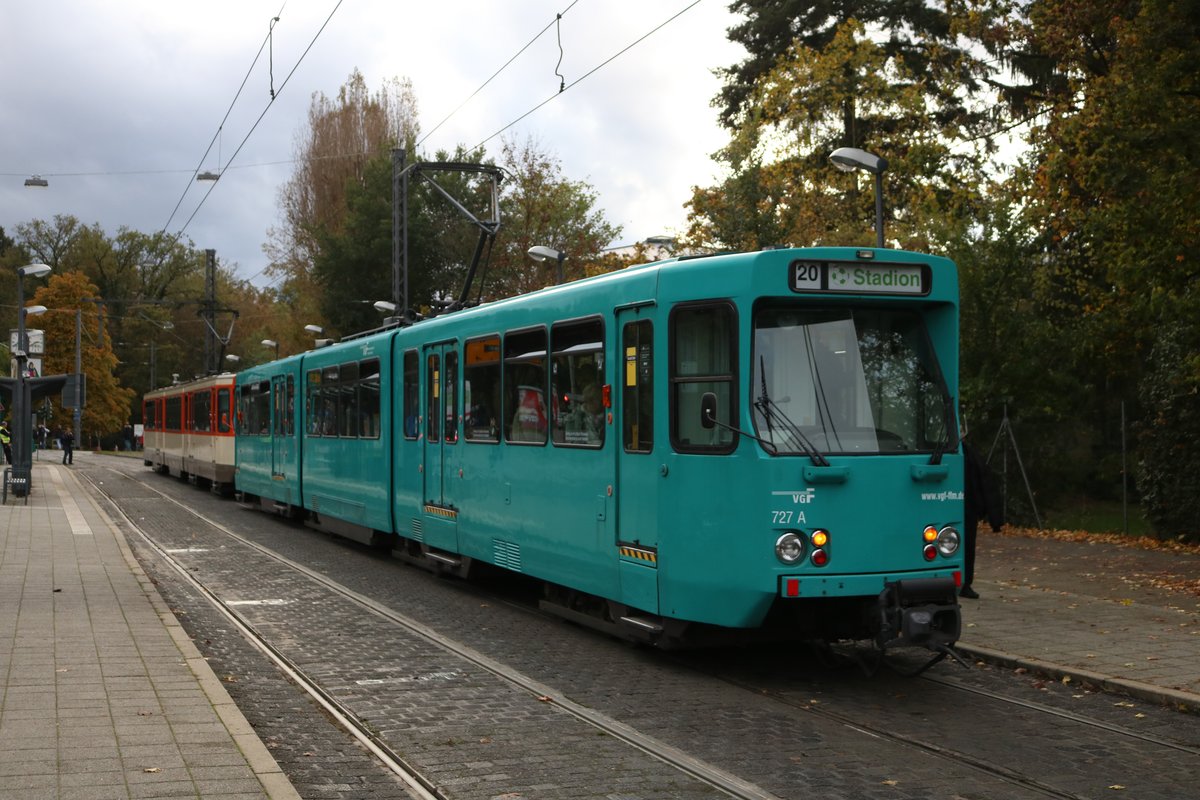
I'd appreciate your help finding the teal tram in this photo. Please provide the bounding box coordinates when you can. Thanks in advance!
[226,246,965,652]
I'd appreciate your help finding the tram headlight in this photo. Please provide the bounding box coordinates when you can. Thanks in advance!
[775,531,805,564]
[937,526,960,557]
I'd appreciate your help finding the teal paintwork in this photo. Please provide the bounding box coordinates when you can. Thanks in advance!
[232,246,962,633]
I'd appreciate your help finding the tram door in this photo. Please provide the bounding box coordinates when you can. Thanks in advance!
[270,374,291,481]
[421,342,459,552]
[615,311,660,614]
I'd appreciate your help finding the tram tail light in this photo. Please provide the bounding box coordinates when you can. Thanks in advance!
[809,530,829,566]
[923,543,938,561]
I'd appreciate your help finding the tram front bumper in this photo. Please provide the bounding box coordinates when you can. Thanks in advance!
[875,578,961,651]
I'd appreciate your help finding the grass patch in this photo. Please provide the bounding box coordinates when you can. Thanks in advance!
[1042,498,1152,537]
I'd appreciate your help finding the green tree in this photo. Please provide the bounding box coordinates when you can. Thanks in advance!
[717,0,995,136]
[686,17,990,252]
[995,0,1200,529]
[1136,319,1200,541]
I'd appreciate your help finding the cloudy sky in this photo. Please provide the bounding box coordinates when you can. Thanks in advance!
[1,0,746,288]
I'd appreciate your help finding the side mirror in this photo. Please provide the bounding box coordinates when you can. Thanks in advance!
[699,392,717,429]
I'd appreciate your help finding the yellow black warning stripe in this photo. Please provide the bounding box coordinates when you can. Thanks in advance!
[424,504,458,520]
[619,545,657,564]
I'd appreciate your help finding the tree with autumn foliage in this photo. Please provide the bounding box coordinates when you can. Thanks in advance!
[995,0,1200,538]
[30,272,135,446]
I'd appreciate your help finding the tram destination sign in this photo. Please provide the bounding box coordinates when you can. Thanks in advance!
[789,260,929,296]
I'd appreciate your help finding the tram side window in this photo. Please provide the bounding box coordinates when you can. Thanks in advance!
[551,318,605,448]
[444,351,458,444]
[285,376,295,436]
[671,303,737,453]
[403,350,419,439]
[247,382,270,434]
[318,365,339,436]
[464,336,501,443]
[622,320,653,453]
[193,390,212,432]
[165,396,182,432]
[338,362,359,438]
[217,388,231,433]
[237,387,249,434]
[359,359,380,439]
[272,380,284,436]
[144,400,157,431]
[504,328,548,445]
[306,369,321,436]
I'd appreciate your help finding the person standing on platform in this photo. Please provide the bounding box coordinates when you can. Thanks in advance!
[962,438,1003,598]
[61,428,75,465]
[0,420,11,465]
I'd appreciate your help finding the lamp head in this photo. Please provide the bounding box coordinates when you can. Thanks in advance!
[829,147,887,175]
[373,301,397,314]
[17,263,52,279]
[304,324,324,335]
[260,339,277,348]
[527,245,564,263]
[23,305,48,317]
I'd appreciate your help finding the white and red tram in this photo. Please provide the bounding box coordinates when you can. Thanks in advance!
[142,373,236,491]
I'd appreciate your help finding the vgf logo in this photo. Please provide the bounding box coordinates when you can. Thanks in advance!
[793,488,816,504]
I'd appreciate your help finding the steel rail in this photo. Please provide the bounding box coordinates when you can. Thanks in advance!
[79,469,444,800]
[921,673,1200,756]
[84,466,782,800]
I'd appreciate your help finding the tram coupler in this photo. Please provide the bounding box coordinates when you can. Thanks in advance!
[875,578,961,653]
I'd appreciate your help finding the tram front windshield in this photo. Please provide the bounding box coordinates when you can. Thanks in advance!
[752,306,954,455]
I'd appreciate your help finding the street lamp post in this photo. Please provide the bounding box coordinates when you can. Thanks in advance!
[829,147,888,249]
[74,308,82,448]
[12,263,52,496]
[527,246,566,285]
[261,339,279,360]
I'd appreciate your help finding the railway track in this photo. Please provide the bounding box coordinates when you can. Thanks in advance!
[81,466,782,800]
[79,460,1200,800]
[701,665,1198,800]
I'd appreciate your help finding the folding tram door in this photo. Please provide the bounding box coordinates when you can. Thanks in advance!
[420,341,460,554]
[614,306,660,614]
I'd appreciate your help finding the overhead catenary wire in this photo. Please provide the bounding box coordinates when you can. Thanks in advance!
[471,0,704,150]
[418,0,582,149]
[167,0,343,248]
[161,1,290,234]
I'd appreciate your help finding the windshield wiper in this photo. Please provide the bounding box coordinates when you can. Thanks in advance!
[757,358,830,466]
[928,393,959,465]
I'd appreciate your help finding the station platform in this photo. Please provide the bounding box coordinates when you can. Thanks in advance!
[959,523,1200,711]
[1,456,1197,798]
[0,456,299,800]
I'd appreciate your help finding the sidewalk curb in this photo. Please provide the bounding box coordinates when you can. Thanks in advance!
[957,642,1200,715]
